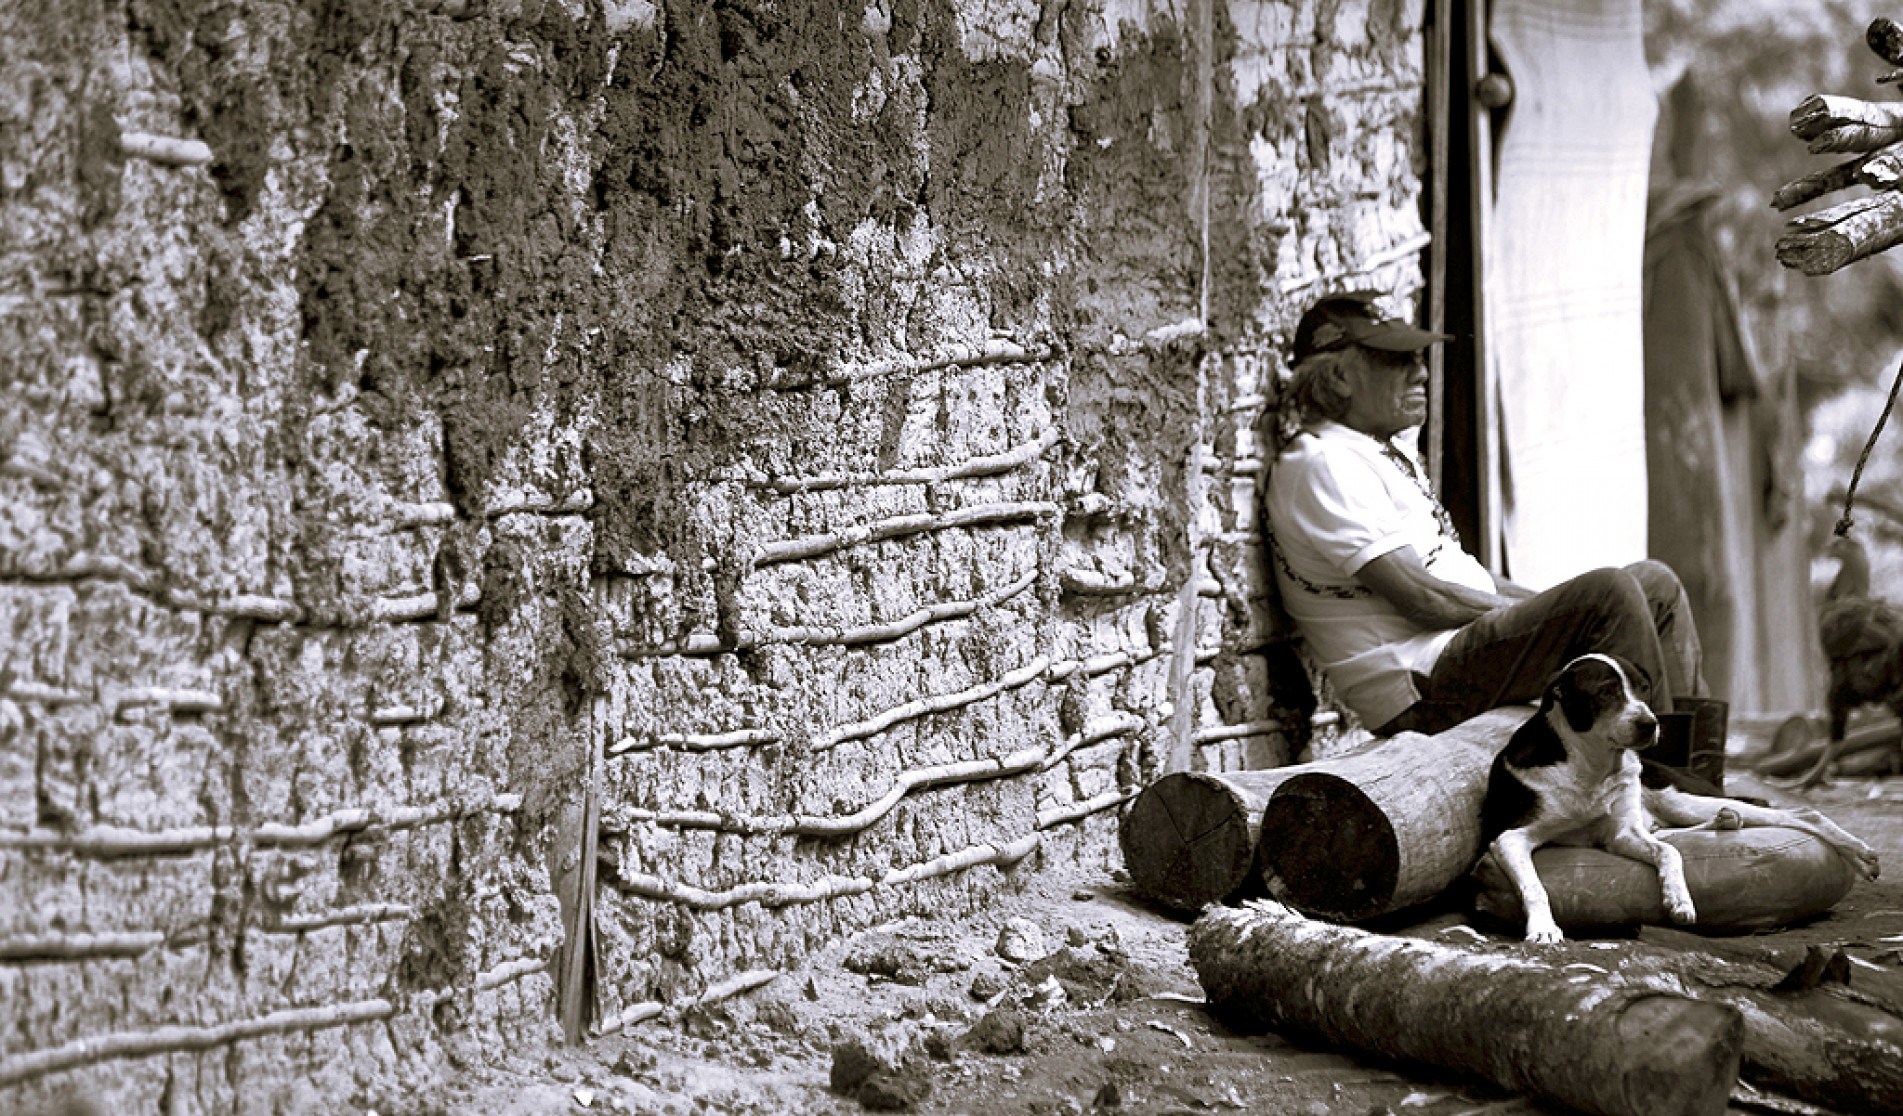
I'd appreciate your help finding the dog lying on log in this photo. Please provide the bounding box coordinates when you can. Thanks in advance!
[1480,653,1881,943]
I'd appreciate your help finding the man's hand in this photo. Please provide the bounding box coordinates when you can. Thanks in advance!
[1355,547,1519,630]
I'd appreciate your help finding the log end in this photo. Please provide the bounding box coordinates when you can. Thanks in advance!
[1119,773,1258,911]
[1257,773,1398,921]
[1608,993,1744,1116]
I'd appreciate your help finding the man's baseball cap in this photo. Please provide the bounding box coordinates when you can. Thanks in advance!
[1290,292,1453,365]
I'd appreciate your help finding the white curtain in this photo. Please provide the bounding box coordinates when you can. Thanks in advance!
[1487,0,1657,587]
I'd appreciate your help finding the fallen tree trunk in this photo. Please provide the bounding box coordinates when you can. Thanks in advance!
[1750,715,1900,777]
[1255,707,1529,920]
[1189,901,1743,1116]
[1617,929,1903,1114]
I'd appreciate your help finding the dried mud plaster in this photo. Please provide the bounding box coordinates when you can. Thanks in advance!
[0,0,1430,1109]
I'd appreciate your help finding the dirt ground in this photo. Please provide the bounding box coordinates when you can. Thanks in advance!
[434,763,1903,1116]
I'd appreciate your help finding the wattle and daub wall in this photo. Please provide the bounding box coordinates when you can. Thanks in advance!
[0,0,1430,1109]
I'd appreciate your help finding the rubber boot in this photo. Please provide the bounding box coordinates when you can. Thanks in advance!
[1677,696,1729,794]
[1653,699,1727,796]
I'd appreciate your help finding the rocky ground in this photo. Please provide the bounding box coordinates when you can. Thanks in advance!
[430,757,1903,1116]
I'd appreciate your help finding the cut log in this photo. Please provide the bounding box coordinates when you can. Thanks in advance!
[1190,901,1743,1116]
[1776,191,1903,275]
[1781,92,1903,144]
[1118,768,1292,910]
[1255,707,1529,920]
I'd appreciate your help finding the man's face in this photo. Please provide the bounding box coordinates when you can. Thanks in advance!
[1339,346,1428,439]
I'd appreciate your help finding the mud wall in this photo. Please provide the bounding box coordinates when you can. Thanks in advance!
[0,0,1431,1110]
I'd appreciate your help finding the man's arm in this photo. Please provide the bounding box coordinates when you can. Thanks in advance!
[1355,547,1520,629]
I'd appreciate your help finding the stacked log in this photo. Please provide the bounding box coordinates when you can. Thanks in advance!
[1773,19,1903,274]
[1119,707,1527,915]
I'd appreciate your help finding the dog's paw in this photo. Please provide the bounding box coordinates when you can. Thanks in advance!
[1524,921,1565,944]
[1662,884,1697,924]
[1845,844,1881,881]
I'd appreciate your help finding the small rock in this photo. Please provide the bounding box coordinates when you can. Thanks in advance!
[1092,1082,1122,1108]
[829,1036,889,1094]
[1065,925,1090,948]
[1072,889,1095,902]
[804,975,821,1001]
[1023,973,1068,1010]
[922,1030,955,1061]
[859,1067,933,1112]
[573,1086,595,1108]
[963,1008,1026,1055]
[996,917,1047,963]
[968,971,1005,1001]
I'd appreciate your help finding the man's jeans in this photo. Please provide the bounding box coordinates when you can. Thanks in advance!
[1377,560,1706,736]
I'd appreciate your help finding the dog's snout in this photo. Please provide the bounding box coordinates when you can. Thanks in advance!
[1633,712,1657,747]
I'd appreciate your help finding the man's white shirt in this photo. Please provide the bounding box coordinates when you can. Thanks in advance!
[1265,420,1498,728]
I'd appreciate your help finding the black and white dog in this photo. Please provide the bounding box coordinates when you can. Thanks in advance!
[1481,653,1881,943]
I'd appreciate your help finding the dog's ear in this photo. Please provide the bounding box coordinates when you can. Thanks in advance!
[1608,655,1653,702]
[1547,666,1600,734]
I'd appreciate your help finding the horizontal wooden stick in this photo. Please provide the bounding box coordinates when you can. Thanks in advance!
[626,745,1048,837]
[264,903,415,934]
[1279,231,1434,296]
[1059,568,1161,597]
[595,969,782,1037]
[0,931,167,961]
[618,568,1038,658]
[763,338,1057,391]
[812,656,1050,751]
[1045,646,1165,681]
[0,795,522,857]
[483,492,594,519]
[389,501,458,528]
[475,954,550,992]
[615,834,1040,911]
[3,679,89,705]
[1036,788,1137,829]
[371,591,440,623]
[0,998,396,1087]
[112,686,223,716]
[1790,94,1903,142]
[1771,151,1880,211]
[118,131,213,167]
[1777,191,1903,274]
[755,501,1057,567]
[757,429,1059,494]
[1191,718,1290,746]
[1040,711,1147,772]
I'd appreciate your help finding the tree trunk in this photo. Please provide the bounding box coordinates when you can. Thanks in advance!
[1255,707,1529,920]
[1189,901,1743,1116]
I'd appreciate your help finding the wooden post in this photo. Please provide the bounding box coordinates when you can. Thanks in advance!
[1256,707,1529,920]
[1189,901,1743,1116]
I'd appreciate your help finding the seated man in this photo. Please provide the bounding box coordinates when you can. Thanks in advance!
[1265,291,1720,774]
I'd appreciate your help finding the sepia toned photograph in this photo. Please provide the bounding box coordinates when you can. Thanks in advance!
[5,1,1903,1113]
